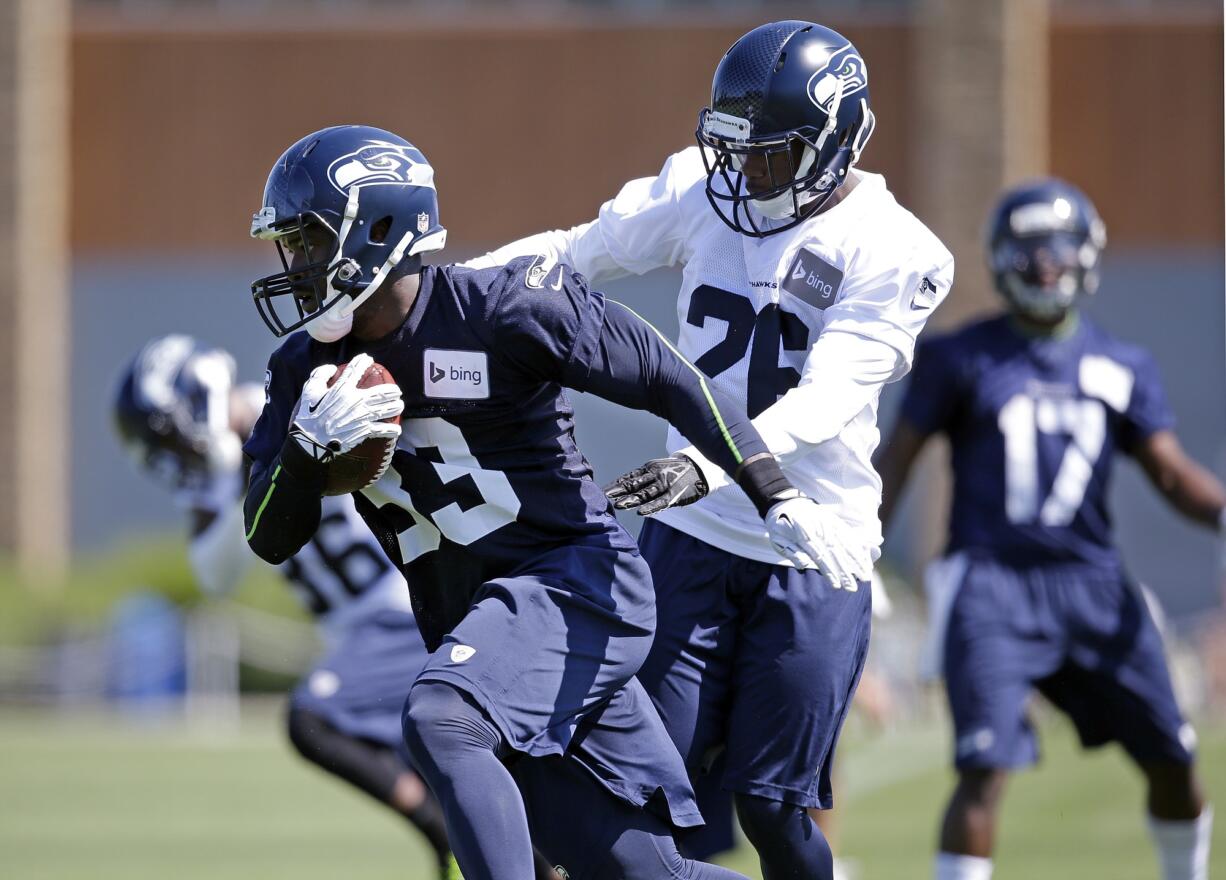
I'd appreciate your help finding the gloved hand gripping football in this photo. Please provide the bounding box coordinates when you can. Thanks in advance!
[291,354,403,460]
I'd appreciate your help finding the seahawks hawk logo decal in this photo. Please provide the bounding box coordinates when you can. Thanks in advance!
[326,141,435,194]
[806,45,868,114]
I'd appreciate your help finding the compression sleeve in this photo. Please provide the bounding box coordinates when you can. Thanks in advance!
[243,432,327,565]
[569,299,791,515]
[673,330,903,493]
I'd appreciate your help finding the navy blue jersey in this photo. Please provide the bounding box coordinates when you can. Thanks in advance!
[901,314,1174,568]
[245,258,775,646]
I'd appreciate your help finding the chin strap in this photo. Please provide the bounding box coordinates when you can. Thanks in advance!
[338,228,417,319]
[305,298,354,342]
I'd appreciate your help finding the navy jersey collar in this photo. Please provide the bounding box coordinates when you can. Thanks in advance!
[342,266,438,359]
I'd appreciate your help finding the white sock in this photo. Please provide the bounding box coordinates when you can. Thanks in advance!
[1149,805,1213,880]
[934,852,993,880]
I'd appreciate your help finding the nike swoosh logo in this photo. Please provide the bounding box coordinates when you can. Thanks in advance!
[308,399,323,413]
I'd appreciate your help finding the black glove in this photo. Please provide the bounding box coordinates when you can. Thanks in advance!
[604,455,708,516]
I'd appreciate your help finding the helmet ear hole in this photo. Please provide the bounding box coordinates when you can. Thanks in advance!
[369,216,393,244]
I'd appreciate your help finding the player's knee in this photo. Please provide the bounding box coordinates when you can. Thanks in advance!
[285,706,330,765]
[603,821,744,880]
[401,681,502,771]
[734,793,832,877]
[601,825,678,880]
[733,793,819,844]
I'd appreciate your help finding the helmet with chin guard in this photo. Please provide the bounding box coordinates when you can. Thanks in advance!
[987,178,1107,321]
[696,21,876,237]
[113,334,242,490]
[250,125,447,341]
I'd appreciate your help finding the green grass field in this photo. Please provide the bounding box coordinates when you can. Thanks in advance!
[1,704,1222,879]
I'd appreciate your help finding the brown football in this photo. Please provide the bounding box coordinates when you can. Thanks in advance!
[321,360,401,496]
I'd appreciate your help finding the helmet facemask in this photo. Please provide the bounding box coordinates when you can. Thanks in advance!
[251,198,365,340]
[696,99,874,238]
[990,193,1107,323]
[993,235,1094,321]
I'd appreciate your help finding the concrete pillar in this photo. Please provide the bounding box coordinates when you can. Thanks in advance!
[913,0,1050,324]
[0,0,71,579]
[899,0,1050,571]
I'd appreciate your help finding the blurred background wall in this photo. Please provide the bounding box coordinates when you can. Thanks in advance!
[17,0,1223,617]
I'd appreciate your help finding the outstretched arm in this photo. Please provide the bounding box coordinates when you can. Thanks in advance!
[463,149,703,283]
[1133,430,1226,532]
[574,299,871,589]
[572,299,791,517]
[488,259,870,587]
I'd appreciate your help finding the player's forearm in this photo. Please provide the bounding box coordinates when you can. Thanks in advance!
[1152,454,1226,529]
[465,223,626,285]
[576,300,790,514]
[243,441,325,564]
[1136,431,1226,531]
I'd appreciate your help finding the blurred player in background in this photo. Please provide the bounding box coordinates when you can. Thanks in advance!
[472,20,952,880]
[876,179,1225,880]
[242,123,840,880]
[112,334,458,878]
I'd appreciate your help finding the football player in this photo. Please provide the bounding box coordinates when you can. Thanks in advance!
[875,179,1222,880]
[112,335,457,879]
[241,124,841,880]
[468,20,952,879]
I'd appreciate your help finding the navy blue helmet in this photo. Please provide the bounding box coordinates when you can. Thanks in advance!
[250,125,447,341]
[987,178,1107,321]
[696,21,876,237]
[113,335,242,490]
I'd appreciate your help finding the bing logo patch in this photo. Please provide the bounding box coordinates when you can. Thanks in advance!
[423,349,490,400]
[782,247,844,309]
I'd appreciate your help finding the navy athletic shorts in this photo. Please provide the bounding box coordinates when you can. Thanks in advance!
[636,519,872,811]
[413,539,703,829]
[942,554,1195,770]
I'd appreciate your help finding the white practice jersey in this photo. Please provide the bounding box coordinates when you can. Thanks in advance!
[179,468,413,645]
[470,147,953,564]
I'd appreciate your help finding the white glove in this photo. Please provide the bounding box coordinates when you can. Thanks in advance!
[291,354,403,461]
[765,491,872,592]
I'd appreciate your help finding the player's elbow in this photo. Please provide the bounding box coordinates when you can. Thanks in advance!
[247,536,293,566]
[243,508,304,565]
[244,523,302,565]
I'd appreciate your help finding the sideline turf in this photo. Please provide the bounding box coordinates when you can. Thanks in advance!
[1,705,1222,879]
